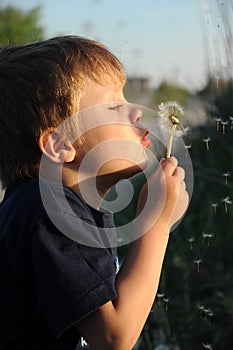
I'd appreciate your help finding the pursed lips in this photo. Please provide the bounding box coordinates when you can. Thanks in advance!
[140,129,151,148]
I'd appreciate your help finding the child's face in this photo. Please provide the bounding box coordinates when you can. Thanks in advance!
[73,80,151,180]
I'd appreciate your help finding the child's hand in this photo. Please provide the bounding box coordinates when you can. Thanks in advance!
[137,157,189,232]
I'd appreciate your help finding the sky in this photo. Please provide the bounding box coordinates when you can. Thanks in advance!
[0,0,230,91]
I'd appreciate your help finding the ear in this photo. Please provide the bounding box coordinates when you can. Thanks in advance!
[38,129,76,163]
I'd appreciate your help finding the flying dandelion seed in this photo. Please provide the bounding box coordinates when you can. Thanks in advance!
[203,137,211,150]
[221,120,228,134]
[206,11,211,24]
[163,297,169,311]
[222,196,232,212]
[198,304,205,318]
[214,117,222,131]
[197,305,205,319]
[156,293,165,305]
[215,73,220,88]
[229,116,233,129]
[205,310,214,323]
[222,172,231,185]
[194,259,202,274]
[211,203,218,214]
[201,307,214,324]
[202,342,213,350]
[157,101,184,158]
[202,232,214,246]
[184,144,192,157]
[188,237,194,250]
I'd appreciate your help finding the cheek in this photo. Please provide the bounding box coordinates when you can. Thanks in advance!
[74,125,143,163]
[103,125,140,141]
[83,125,128,144]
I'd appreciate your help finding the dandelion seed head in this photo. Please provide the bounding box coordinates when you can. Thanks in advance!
[158,101,184,120]
[157,100,184,135]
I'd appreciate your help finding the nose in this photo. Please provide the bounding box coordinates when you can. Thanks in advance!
[128,105,143,124]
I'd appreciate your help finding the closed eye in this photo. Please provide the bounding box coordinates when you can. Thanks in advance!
[108,104,123,111]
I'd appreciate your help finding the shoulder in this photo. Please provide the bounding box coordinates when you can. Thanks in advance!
[38,179,117,249]
[0,179,47,230]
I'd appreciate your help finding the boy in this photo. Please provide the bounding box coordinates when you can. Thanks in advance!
[0,36,188,349]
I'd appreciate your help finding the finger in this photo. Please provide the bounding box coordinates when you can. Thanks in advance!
[161,157,178,176]
[177,167,185,182]
[179,180,187,192]
[159,157,166,165]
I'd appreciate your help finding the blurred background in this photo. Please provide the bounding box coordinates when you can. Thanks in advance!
[0,0,232,349]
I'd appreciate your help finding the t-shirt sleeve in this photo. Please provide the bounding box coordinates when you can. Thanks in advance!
[30,219,118,337]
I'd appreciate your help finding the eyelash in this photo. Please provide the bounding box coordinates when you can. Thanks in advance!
[108,104,123,111]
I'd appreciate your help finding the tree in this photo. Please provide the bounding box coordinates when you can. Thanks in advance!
[0,5,44,45]
[151,81,192,108]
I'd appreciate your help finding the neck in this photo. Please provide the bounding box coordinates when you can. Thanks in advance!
[61,167,114,210]
[61,163,142,210]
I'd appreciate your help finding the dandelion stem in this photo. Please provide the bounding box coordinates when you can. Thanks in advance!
[166,124,176,158]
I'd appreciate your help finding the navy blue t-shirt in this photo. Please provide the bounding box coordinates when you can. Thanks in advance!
[0,179,118,349]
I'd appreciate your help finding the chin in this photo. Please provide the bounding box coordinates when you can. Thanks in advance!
[117,155,149,179]
[97,151,149,181]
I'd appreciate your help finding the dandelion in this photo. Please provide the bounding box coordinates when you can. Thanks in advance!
[203,137,211,150]
[194,259,202,274]
[211,203,218,214]
[221,120,228,134]
[157,101,184,158]
[222,172,231,185]
[222,196,232,212]
[214,117,222,131]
